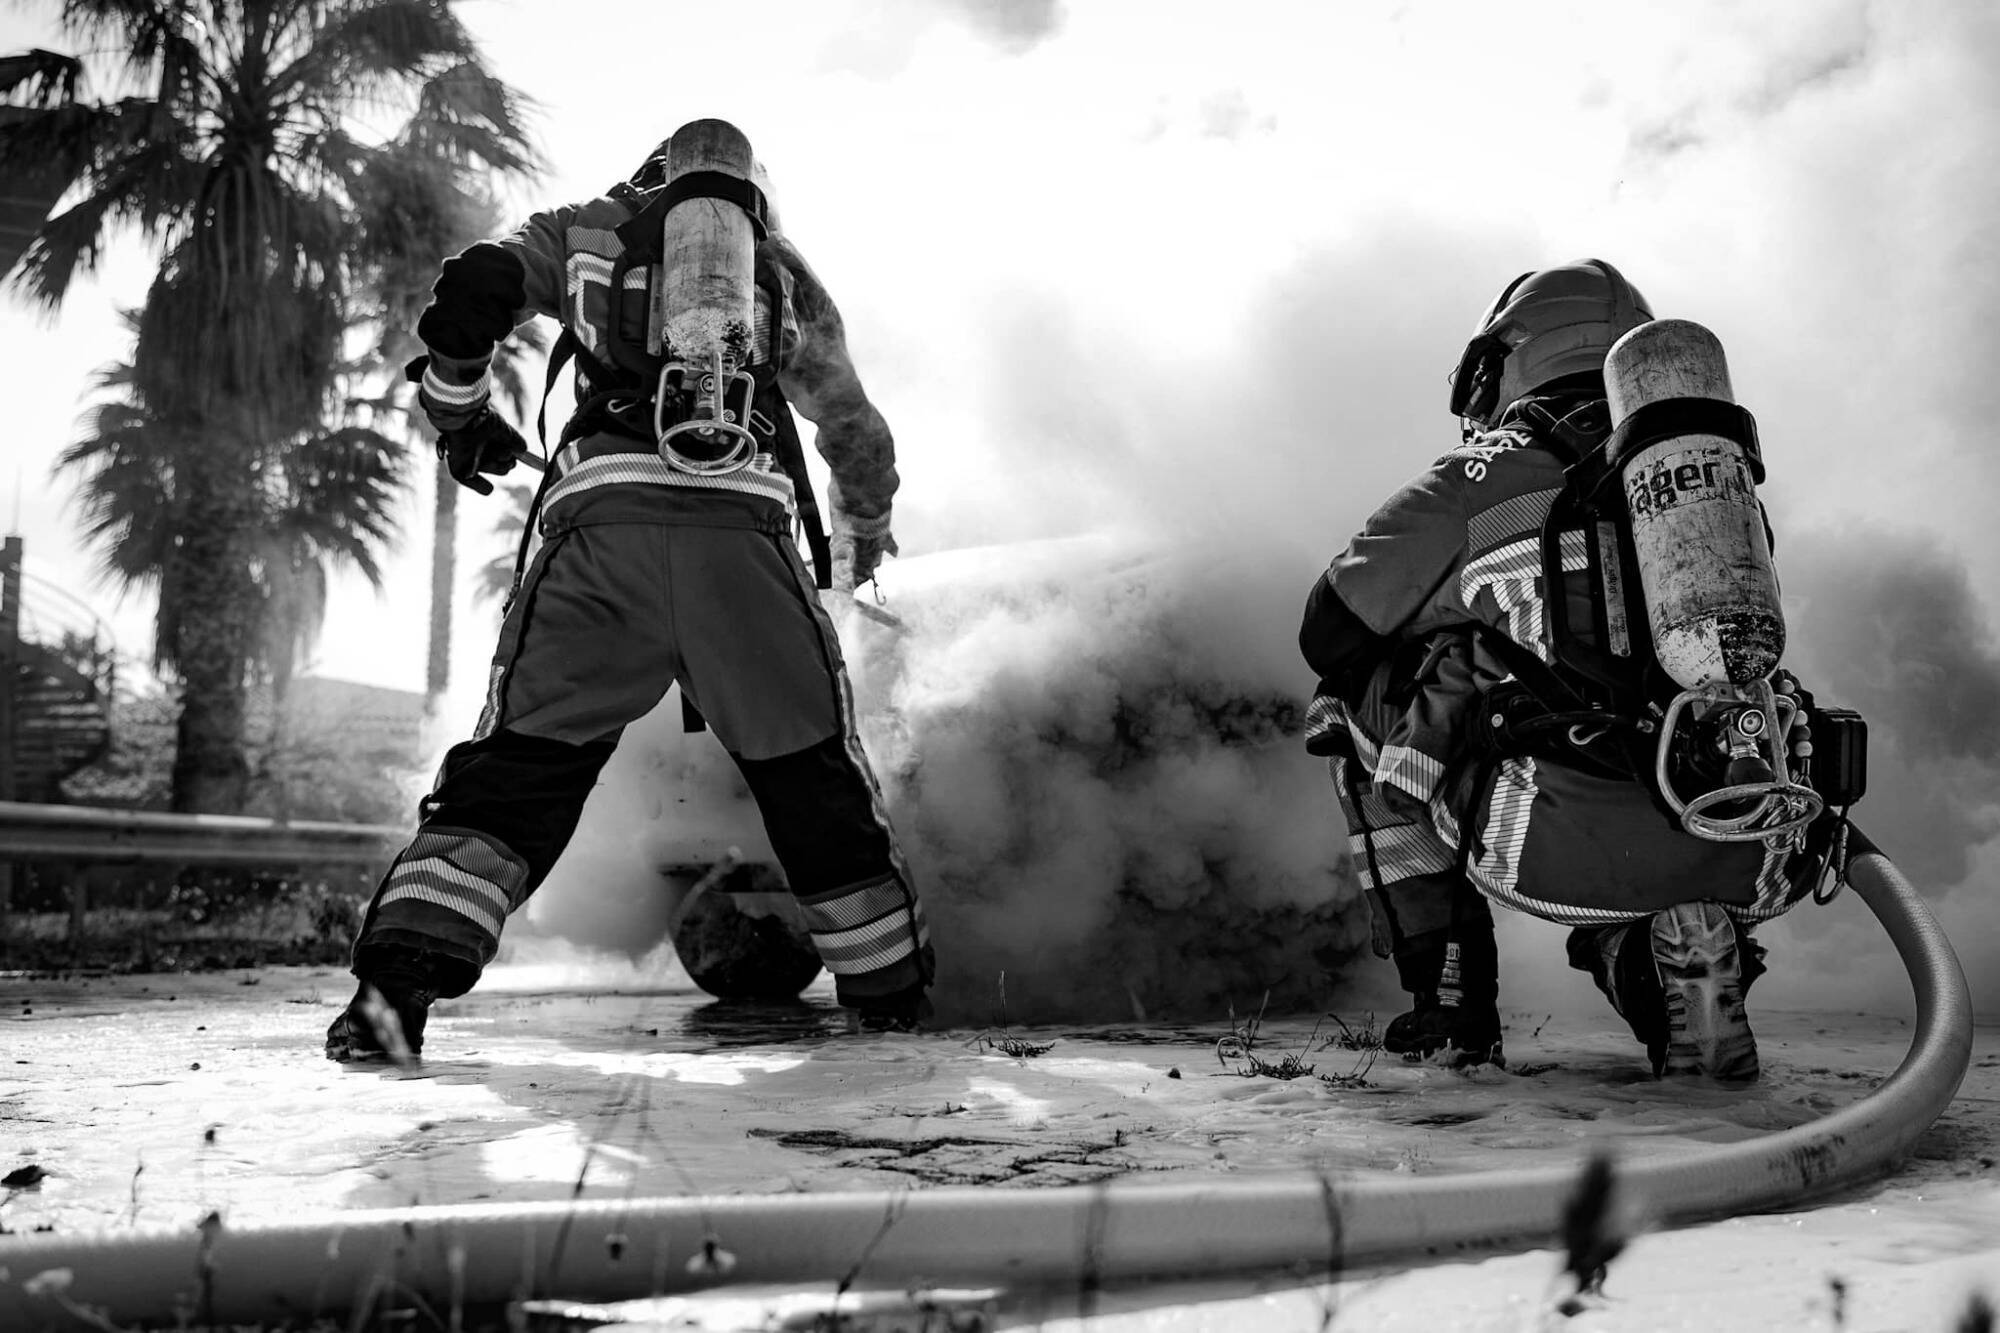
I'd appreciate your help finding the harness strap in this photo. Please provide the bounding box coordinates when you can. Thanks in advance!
[535,326,582,446]
[764,388,834,590]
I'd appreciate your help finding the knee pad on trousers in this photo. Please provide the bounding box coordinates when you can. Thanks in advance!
[732,734,899,896]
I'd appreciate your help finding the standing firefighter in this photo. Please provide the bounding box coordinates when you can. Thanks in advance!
[326,120,934,1061]
[1300,260,1855,1080]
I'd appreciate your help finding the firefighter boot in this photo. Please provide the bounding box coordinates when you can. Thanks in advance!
[1650,901,1761,1082]
[1383,928,1504,1069]
[1568,907,1765,1081]
[850,980,934,1034]
[324,945,441,1065]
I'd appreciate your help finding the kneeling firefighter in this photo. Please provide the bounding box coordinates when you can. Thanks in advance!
[1298,259,1864,1080]
[326,120,934,1062]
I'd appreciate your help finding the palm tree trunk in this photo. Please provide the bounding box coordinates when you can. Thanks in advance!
[426,453,457,714]
[164,458,264,814]
[168,522,255,814]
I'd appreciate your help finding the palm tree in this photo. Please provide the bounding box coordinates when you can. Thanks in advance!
[58,320,405,778]
[1,3,536,813]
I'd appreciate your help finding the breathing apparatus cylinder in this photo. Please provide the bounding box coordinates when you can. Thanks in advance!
[1606,319,1820,843]
[1604,319,1783,690]
[653,118,761,473]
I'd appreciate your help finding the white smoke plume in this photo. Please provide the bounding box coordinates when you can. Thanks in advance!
[1782,527,2000,894]
[484,0,2000,1025]
[845,538,1362,1024]
[515,220,1534,1022]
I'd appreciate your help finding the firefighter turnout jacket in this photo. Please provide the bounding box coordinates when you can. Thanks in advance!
[1301,397,1816,934]
[414,182,897,561]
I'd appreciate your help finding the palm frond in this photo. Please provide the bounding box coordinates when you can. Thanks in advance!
[289,123,375,194]
[8,129,198,305]
[275,423,410,588]
[270,0,468,110]
[54,401,189,599]
[55,0,199,90]
[405,59,541,176]
[0,48,84,107]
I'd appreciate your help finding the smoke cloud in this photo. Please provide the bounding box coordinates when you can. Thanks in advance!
[519,531,1378,1024]
[845,539,1363,1024]
[517,217,1546,1023]
[1781,526,2000,891]
[938,0,1065,53]
[469,0,2000,1023]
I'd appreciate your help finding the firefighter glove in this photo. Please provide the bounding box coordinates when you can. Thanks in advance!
[831,509,898,593]
[437,407,524,496]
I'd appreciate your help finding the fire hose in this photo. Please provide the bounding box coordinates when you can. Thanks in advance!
[0,831,1972,1328]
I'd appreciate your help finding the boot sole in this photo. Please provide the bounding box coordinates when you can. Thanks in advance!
[1651,902,1758,1082]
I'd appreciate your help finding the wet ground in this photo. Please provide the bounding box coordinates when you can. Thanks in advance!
[2,962,1998,1330]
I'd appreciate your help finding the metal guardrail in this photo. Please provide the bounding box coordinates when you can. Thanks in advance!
[0,799,408,866]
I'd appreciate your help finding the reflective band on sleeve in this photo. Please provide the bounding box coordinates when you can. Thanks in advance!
[422,365,492,410]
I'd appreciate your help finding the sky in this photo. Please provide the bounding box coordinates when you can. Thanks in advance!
[4,0,1994,702]
[2,0,1998,1015]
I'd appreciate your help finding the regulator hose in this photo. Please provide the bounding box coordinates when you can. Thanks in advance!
[0,837,1971,1329]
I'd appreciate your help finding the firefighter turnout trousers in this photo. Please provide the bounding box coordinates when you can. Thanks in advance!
[351,490,932,1006]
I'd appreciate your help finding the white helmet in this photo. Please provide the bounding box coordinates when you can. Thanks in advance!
[1448,259,1653,427]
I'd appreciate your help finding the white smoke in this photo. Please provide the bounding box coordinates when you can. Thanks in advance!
[846,537,1362,1023]
[510,530,1368,1024]
[452,0,2000,1023]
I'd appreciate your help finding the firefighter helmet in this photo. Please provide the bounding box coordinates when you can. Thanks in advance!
[1448,259,1653,427]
